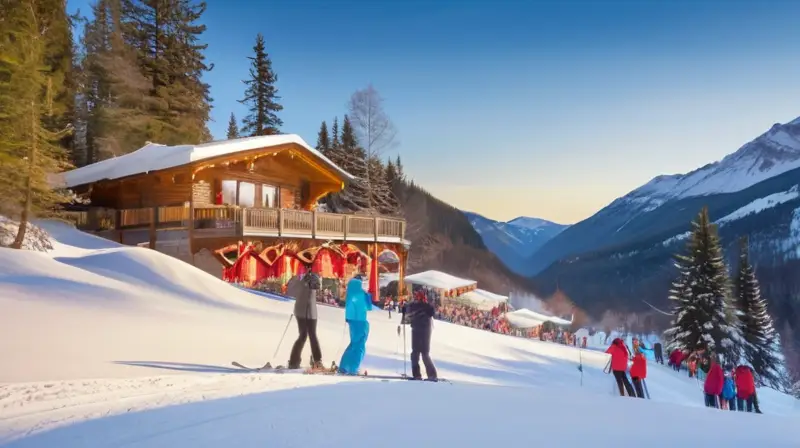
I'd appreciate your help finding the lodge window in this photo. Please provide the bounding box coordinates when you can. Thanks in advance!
[238,182,256,207]
[221,180,237,205]
[262,184,278,208]
[219,180,280,208]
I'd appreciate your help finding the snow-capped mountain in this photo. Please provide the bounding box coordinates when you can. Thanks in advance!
[611,116,800,215]
[528,116,800,363]
[527,115,800,275]
[463,211,567,275]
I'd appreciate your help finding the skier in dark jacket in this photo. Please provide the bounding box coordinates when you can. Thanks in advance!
[287,272,323,370]
[653,342,664,364]
[402,295,438,381]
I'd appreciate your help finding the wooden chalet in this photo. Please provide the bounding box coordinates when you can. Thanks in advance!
[57,134,409,299]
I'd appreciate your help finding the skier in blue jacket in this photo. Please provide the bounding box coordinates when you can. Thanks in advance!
[338,274,373,375]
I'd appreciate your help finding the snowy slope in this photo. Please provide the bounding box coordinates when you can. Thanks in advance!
[0,222,797,447]
[464,211,567,274]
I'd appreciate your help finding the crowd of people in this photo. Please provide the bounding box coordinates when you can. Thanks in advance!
[434,301,512,334]
[667,348,762,412]
[605,337,763,412]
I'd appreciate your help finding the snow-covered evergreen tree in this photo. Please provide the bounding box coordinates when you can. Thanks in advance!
[367,157,400,216]
[324,115,370,213]
[663,207,740,364]
[735,236,784,387]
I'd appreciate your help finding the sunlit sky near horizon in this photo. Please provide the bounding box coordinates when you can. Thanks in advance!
[67,0,800,224]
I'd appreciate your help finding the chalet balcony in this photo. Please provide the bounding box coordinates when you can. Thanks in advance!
[64,206,407,243]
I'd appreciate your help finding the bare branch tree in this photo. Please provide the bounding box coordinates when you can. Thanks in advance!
[347,85,397,209]
[347,84,397,159]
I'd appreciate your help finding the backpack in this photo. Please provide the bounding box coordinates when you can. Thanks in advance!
[722,377,736,400]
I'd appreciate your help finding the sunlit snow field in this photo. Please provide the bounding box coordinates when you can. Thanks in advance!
[0,221,797,447]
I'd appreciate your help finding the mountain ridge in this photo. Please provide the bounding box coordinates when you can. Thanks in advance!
[526,115,800,275]
[463,211,568,275]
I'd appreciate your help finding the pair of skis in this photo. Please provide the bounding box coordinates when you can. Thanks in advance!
[230,361,337,375]
[230,360,449,383]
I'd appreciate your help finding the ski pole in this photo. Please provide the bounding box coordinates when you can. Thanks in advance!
[578,347,584,387]
[269,313,294,367]
[402,322,407,377]
[336,321,347,359]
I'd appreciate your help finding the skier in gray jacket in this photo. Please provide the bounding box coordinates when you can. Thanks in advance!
[287,272,323,369]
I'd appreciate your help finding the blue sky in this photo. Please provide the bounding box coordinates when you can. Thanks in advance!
[67,0,800,224]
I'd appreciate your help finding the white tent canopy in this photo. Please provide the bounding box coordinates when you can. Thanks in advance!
[505,308,572,329]
[458,289,508,310]
[404,270,476,291]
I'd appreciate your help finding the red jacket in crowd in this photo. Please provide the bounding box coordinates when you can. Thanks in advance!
[630,351,647,379]
[704,361,724,395]
[669,349,684,366]
[606,338,630,372]
[735,365,756,399]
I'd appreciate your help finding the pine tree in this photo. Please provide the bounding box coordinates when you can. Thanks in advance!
[340,114,361,157]
[663,207,740,364]
[367,157,399,215]
[79,0,154,161]
[122,0,213,144]
[325,115,370,213]
[36,0,76,159]
[316,121,330,157]
[394,155,405,183]
[0,0,73,247]
[735,236,784,387]
[226,112,239,139]
[330,117,340,152]
[385,158,398,185]
[238,33,282,136]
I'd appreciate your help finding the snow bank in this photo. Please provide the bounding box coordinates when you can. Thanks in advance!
[0,216,53,251]
[57,134,353,189]
[404,270,477,290]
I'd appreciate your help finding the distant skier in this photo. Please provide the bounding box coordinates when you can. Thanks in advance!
[287,272,323,370]
[734,364,757,412]
[653,342,664,364]
[668,349,683,371]
[703,354,724,408]
[721,367,736,411]
[630,348,647,399]
[339,274,372,375]
[402,294,438,381]
[606,338,635,397]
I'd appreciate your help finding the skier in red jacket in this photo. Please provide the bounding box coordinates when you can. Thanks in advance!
[734,365,757,412]
[703,355,724,408]
[606,338,635,397]
[629,349,647,399]
[668,349,683,371]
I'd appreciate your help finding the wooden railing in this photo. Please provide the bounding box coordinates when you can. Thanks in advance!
[69,206,406,241]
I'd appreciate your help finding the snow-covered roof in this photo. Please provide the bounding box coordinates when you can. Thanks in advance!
[505,308,572,328]
[404,270,476,291]
[459,289,508,310]
[59,134,354,188]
